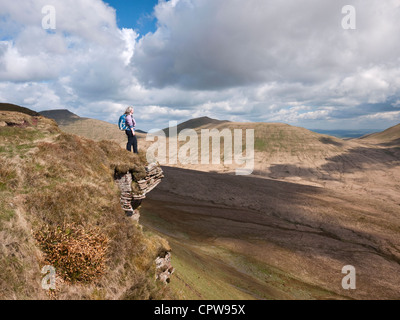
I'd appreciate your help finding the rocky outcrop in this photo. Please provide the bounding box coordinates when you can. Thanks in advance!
[114,162,173,284]
[114,162,164,220]
[137,163,165,197]
[155,251,174,284]
[0,111,39,128]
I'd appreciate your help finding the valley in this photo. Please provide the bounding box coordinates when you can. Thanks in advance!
[141,166,400,299]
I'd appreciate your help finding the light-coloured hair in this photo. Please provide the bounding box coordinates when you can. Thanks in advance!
[125,106,134,115]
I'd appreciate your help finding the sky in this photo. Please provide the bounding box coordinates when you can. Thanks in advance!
[104,0,159,35]
[0,0,400,132]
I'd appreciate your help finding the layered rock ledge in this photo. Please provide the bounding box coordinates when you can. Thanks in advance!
[115,162,164,221]
[114,162,173,283]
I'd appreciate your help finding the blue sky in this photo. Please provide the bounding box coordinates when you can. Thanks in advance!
[0,0,399,132]
[104,0,159,35]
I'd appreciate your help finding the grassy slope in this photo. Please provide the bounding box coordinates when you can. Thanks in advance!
[359,123,400,145]
[0,111,173,300]
[141,208,257,300]
[154,121,353,182]
[57,118,150,151]
[165,239,339,300]
[142,217,337,300]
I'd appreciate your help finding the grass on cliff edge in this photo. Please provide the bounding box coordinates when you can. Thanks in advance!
[0,112,174,300]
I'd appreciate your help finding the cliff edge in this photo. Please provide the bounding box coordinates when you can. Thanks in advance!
[0,108,174,299]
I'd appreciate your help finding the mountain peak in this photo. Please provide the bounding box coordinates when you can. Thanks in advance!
[39,109,80,124]
[163,116,230,135]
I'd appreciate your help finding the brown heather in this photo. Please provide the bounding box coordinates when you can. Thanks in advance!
[33,223,109,283]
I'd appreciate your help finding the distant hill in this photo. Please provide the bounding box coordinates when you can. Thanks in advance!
[151,119,400,190]
[175,119,348,158]
[40,109,146,133]
[0,103,41,116]
[39,109,147,148]
[163,116,230,136]
[39,109,80,124]
[359,123,400,145]
[177,116,230,129]
[36,109,400,186]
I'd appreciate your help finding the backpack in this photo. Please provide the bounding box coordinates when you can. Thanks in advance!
[118,114,127,131]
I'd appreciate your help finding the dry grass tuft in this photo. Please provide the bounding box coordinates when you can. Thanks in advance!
[98,140,147,180]
[0,159,18,191]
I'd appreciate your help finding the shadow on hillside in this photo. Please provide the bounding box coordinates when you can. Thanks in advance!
[141,166,400,299]
[268,145,400,180]
[144,166,399,253]
[57,118,88,126]
[319,137,343,147]
[378,138,400,147]
[321,145,400,172]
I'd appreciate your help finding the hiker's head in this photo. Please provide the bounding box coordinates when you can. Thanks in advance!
[125,106,134,115]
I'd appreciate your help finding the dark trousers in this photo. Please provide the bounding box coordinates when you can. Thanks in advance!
[126,130,138,153]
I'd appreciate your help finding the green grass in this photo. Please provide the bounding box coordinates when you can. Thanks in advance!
[0,202,15,228]
[0,126,46,142]
[0,144,36,156]
[254,137,268,151]
[0,182,6,192]
[164,237,342,300]
[166,240,256,300]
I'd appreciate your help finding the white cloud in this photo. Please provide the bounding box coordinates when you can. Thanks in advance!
[0,0,400,131]
[298,108,334,121]
[0,0,140,110]
[134,0,400,90]
[0,40,59,81]
[362,111,400,121]
[0,81,64,110]
[119,28,138,66]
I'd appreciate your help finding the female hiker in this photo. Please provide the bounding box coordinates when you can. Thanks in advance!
[125,106,138,154]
